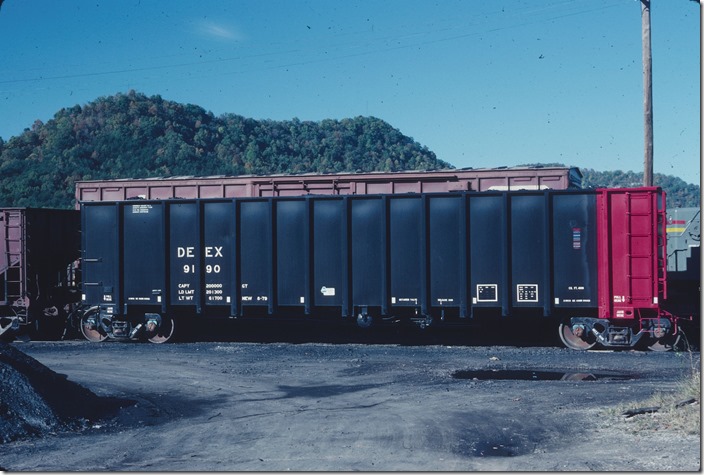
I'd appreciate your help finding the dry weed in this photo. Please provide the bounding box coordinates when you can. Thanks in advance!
[608,354,700,436]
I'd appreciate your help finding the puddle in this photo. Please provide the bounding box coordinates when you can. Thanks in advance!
[451,369,636,381]
[455,432,536,458]
[472,440,521,457]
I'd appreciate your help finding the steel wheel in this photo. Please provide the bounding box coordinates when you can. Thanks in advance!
[356,312,373,329]
[0,316,16,342]
[648,330,682,352]
[147,315,175,344]
[80,306,107,343]
[559,322,596,350]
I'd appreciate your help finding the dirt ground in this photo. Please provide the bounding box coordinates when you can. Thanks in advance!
[0,325,700,471]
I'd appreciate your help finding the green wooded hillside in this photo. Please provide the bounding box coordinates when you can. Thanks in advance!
[0,90,699,209]
[581,168,700,209]
[0,91,447,208]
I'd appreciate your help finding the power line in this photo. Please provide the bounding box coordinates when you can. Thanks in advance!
[0,1,624,87]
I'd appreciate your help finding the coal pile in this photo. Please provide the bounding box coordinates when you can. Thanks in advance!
[0,342,132,444]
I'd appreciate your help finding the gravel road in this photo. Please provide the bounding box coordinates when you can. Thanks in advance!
[0,329,700,471]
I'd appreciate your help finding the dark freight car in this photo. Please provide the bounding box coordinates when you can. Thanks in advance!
[664,207,701,324]
[0,208,81,339]
[74,166,583,204]
[79,187,683,350]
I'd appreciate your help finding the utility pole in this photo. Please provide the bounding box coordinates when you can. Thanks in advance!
[641,0,653,187]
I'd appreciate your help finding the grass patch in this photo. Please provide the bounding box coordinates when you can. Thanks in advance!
[608,361,700,436]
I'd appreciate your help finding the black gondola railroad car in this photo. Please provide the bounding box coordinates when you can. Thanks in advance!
[78,187,685,350]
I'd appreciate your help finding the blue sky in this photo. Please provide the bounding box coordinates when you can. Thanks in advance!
[0,0,700,184]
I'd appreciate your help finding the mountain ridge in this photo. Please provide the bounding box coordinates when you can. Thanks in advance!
[0,90,699,208]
